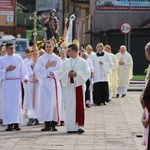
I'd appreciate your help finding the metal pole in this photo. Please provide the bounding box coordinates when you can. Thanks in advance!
[13,0,17,37]
[125,34,127,47]
[128,0,131,53]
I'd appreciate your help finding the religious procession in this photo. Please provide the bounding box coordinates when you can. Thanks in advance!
[0,12,135,136]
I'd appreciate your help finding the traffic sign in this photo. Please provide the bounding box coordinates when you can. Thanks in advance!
[120,22,132,34]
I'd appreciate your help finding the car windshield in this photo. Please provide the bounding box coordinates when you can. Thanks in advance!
[15,41,27,52]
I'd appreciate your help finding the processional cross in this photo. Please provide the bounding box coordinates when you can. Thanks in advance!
[29,11,41,108]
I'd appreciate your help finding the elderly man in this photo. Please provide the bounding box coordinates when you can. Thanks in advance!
[0,42,28,131]
[86,44,95,60]
[116,45,133,98]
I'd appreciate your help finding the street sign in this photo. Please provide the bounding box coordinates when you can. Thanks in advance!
[120,22,132,34]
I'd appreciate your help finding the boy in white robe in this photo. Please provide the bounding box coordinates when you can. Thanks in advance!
[58,44,90,134]
[35,40,62,131]
[82,53,94,108]
[24,50,40,126]
[0,42,28,131]
[0,44,6,124]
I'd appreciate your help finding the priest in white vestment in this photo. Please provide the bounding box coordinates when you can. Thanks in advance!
[91,43,113,105]
[86,44,95,60]
[116,45,133,97]
[104,45,118,99]
[35,40,62,131]
[0,42,28,131]
[58,44,90,134]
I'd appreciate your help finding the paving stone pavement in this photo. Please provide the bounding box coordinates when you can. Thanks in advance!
[0,92,146,150]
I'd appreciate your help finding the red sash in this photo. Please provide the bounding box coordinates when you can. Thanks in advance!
[70,77,84,126]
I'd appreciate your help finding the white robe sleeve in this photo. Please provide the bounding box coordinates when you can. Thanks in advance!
[58,64,70,87]
[26,62,34,76]
[20,59,28,81]
[35,58,47,79]
[49,58,62,80]
[0,58,6,80]
[124,53,133,69]
[74,61,91,87]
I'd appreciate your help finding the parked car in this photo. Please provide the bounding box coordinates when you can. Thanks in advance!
[0,35,29,59]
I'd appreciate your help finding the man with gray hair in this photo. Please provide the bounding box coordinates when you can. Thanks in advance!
[116,45,133,98]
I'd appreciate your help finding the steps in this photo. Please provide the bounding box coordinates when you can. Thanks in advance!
[128,80,145,92]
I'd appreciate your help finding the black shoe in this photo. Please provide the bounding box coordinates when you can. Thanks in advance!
[103,102,107,105]
[52,128,58,131]
[106,99,111,103]
[27,119,34,126]
[51,121,58,131]
[67,131,78,133]
[5,124,13,131]
[41,127,51,131]
[122,94,126,97]
[60,121,65,126]
[116,94,119,97]
[78,128,84,134]
[14,123,21,131]
[14,126,21,131]
[86,104,90,108]
[5,128,13,131]
[34,119,40,125]
[52,126,58,131]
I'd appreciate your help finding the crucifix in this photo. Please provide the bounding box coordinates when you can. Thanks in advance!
[29,11,41,108]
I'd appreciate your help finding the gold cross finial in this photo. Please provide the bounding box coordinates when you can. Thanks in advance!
[29,11,41,39]
[29,11,41,61]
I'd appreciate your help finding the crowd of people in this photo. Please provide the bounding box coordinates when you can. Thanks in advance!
[0,40,134,134]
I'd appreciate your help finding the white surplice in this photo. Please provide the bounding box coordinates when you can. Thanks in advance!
[0,54,28,125]
[91,52,113,83]
[35,53,62,122]
[58,56,90,131]
[116,51,133,94]
[24,60,39,118]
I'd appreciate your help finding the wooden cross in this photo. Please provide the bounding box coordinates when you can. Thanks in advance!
[29,11,41,108]
[29,11,41,61]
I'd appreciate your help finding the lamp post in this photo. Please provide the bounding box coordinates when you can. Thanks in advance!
[128,0,131,53]
[14,0,17,37]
